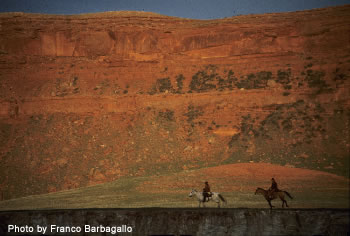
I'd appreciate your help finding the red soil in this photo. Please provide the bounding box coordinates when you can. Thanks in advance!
[137,163,349,193]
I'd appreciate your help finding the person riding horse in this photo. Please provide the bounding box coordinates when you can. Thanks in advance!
[203,181,211,202]
[268,178,280,199]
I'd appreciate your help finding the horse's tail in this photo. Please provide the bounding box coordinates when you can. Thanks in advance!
[218,194,227,204]
[284,191,293,199]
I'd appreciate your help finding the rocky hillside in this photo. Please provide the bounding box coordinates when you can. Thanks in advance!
[0,6,349,200]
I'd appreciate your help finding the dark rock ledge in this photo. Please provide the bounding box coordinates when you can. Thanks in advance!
[0,208,349,236]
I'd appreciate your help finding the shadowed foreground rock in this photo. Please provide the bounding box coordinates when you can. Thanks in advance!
[0,208,349,235]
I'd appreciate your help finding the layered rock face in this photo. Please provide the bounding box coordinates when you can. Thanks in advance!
[0,6,349,200]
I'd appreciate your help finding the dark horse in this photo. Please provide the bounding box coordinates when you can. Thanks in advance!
[255,187,293,209]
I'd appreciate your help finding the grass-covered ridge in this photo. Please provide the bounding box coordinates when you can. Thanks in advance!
[0,163,348,210]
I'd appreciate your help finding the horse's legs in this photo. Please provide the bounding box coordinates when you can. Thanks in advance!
[265,196,273,209]
[279,195,289,208]
[268,200,274,209]
[279,195,286,208]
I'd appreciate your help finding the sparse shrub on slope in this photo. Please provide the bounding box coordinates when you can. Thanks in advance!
[149,77,175,94]
[189,68,217,93]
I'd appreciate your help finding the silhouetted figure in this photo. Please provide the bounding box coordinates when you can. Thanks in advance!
[203,181,211,202]
[268,178,280,199]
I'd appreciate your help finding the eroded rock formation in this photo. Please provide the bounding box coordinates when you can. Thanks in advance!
[0,6,349,200]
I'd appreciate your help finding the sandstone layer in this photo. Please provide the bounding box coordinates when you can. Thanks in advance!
[0,6,349,200]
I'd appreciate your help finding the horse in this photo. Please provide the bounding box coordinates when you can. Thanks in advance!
[254,187,293,209]
[189,189,227,208]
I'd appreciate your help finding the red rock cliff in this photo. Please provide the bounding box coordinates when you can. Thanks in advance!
[0,6,349,200]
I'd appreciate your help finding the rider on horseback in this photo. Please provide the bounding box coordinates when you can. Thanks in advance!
[268,178,280,199]
[203,181,211,202]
